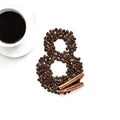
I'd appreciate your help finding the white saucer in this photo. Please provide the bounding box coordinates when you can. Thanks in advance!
[0,5,39,58]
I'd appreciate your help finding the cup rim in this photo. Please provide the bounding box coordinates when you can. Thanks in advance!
[0,8,26,47]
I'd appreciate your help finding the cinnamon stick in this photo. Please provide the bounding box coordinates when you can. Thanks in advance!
[59,82,84,94]
[59,72,84,90]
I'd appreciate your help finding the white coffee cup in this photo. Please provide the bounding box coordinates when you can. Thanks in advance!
[0,8,26,47]
[0,5,38,57]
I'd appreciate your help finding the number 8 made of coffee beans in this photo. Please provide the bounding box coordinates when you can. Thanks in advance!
[36,28,84,94]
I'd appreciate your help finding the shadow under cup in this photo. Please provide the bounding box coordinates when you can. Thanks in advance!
[0,9,26,46]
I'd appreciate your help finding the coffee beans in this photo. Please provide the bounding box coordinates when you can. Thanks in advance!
[36,28,83,94]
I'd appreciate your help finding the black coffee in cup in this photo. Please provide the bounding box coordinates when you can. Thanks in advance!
[0,10,26,44]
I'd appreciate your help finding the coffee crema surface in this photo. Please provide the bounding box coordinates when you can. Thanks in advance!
[0,11,26,44]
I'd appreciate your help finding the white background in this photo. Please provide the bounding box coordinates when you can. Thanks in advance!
[0,0,120,120]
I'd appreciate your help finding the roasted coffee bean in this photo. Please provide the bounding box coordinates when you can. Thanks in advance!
[44,28,77,57]
[36,28,83,94]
